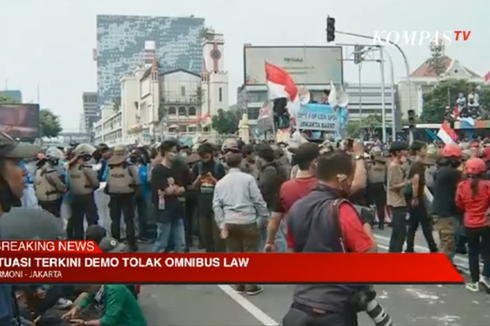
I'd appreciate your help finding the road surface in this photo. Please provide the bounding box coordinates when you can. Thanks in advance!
[138,229,490,326]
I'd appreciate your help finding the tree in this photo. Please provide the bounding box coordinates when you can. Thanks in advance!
[40,108,62,138]
[419,79,490,123]
[112,98,120,113]
[199,27,215,41]
[345,120,361,138]
[427,43,447,80]
[0,96,17,104]
[211,109,239,135]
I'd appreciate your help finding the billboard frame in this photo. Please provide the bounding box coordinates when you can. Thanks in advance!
[243,45,344,86]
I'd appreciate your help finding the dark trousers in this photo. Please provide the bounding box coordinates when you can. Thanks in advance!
[388,206,407,253]
[67,194,98,240]
[369,183,386,226]
[134,195,148,239]
[184,197,197,249]
[39,198,63,217]
[406,200,437,252]
[466,226,490,282]
[226,223,260,290]
[109,193,137,250]
[282,302,358,326]
[199,214,226,253]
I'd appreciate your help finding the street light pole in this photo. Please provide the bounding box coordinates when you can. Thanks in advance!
[336,31,413,120]
[379,48,387,143]
[383,49,397,141]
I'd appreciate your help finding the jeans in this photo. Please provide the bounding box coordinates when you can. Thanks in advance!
[260,218,287,252]
[153,219,186,253]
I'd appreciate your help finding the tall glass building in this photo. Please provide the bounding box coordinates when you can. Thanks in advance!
[96,15,205,107]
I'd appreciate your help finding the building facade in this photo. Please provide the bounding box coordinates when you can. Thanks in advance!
[0,90,22,102]
[96,15,205,107]
[82,92,99,132]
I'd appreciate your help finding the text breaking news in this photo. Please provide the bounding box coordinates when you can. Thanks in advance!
[0,241,464,284]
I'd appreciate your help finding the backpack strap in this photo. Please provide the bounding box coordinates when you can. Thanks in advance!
[329,198,348,253]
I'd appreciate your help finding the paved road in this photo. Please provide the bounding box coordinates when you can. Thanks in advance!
[138,229,490,326]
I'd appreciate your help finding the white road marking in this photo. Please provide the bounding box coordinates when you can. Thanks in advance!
[217,234,469,326]
[217,284,279,326]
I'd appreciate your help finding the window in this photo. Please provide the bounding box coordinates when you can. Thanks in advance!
[178,107,186,116]
[181,86,186,96]
[168,107,176,115]
[179,125,187,132]
[219,87,222,102]
[188,107,197,116]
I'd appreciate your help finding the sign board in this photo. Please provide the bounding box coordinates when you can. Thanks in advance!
[244,46,343,86]
[0,104,40,140]
[296,103,347,137]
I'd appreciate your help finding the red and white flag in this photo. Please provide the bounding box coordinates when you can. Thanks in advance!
[483,69,490,83]
[437,121,458,144]
[265,62,300,118]
[265,62,298,101]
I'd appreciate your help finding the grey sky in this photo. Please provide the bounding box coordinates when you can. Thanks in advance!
[0,0,486,130]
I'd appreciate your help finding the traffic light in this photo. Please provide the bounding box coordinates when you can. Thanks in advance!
[326,17,336,43]
[354,45,364,65]
[407,109,416,131]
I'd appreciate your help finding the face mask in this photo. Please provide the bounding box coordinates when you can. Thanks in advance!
[180,152,188,159]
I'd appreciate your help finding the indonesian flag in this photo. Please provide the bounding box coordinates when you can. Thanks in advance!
[484,69,490,83]
[437,121,458,144]
[265,62,300,118]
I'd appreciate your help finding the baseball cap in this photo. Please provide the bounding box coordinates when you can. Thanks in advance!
[0,208,63,240]
[0,132,40,159]
[289,143,320,164]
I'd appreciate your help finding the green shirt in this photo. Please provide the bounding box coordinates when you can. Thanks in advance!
[79,285,147,326]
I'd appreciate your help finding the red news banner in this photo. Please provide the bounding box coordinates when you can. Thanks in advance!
[0,241,464,284]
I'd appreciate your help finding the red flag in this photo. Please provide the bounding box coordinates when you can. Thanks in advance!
[265,62,298,101]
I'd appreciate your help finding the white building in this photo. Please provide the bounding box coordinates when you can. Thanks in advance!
[93,33,230,144]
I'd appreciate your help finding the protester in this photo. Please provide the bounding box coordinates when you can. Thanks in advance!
[191,142,226,252]
[62,284,147,326]
[431,144,463,262]
[405,141,437,253]
[213,153,268,295]
[455,158,490,292]
[387,141,409,253]
[283,149,376,326]
[151,139,187,253]
[266,143,319,252]
[367,147,387,229]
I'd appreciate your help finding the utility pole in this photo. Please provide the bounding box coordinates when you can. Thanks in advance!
[354,45,364,123]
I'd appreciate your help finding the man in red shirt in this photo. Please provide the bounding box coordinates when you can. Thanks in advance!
[265,143,319,251]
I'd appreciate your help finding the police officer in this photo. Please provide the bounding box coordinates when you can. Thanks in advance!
[283,149,377,326]
[34,146,66,217]
[67,143,100,240]
[105,145,140,252]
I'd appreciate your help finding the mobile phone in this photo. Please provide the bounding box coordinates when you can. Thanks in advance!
[200,171,208,176]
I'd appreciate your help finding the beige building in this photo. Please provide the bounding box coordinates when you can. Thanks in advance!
[397,55,482,118]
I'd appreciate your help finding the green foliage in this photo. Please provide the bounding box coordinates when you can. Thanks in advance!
[345,114,382,138]
[112,98,120,113]
[419,79,490,123]
[211,109,239,135]
[0,96,17,103]
[40,108,62,138]
[427,45,446,78]
[199,27,215,40]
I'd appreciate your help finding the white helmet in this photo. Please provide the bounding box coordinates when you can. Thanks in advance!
[45,146,63,160]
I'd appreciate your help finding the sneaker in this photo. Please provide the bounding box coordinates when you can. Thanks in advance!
[479,276,490,290]
[56,298,73,309]
[466,282,480,292]
[246,285,264,296]
[233,285,245,293]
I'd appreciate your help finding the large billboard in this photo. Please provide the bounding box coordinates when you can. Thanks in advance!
[244,46,343,86]
[0,104,40,140]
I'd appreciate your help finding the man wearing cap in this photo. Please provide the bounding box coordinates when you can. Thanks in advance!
[0,134,42,325]
[105,145,140,252]
[266,143,319,252]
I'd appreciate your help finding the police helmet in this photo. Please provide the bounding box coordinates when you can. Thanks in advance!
[73,143,96,157]
[45,146,64,160]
